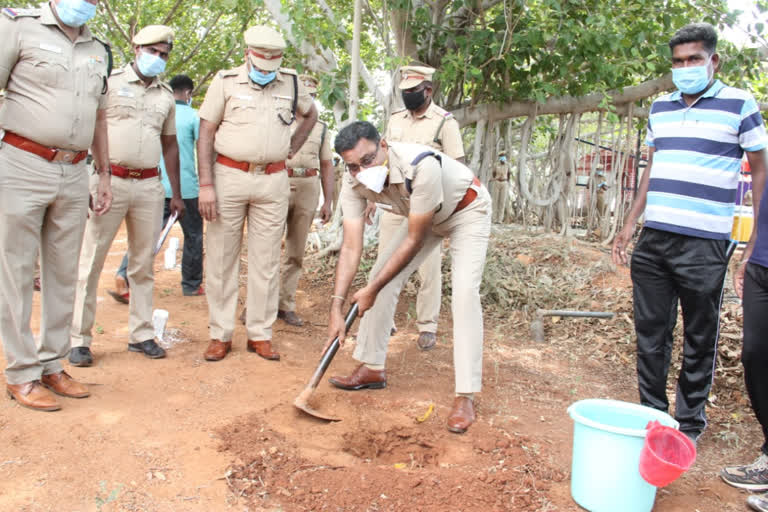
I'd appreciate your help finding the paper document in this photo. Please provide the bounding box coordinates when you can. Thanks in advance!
[154,212,178,255]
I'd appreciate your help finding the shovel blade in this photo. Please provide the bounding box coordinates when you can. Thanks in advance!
[293,387,341,422]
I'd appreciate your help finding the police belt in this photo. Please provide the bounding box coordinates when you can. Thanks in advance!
[1,130,88,165]
[110,164,159,179]
[453,176,481,213]
[216,154,286,174]
[286,168,318,178]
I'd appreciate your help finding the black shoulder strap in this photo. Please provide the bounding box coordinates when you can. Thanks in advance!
[433,116,448,144]
[408,151,442,194]
[320,122,327,148]
[291,73,298,116]
[411,151,442,166]
[98,39,113,94]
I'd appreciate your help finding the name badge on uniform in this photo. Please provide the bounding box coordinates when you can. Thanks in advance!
[273,95,293,100]
[117,88,135,98]
[39,43,62,54]
[375,202,393,211]
[235,94,253,101]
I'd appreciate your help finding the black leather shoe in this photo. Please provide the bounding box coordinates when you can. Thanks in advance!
[69,347,93,367]
[127,340,166,359]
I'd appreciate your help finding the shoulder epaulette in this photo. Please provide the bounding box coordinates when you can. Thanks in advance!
[431,104,453,119]
[160,81,173,93]
[2,7,41,19]
[111,67,126,75]
[279,67,297,76]
[391,108,407,115]
[93,37,113,76]
[218,69,239,78]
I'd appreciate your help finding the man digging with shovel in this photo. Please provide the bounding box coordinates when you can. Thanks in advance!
[321,121,491,433]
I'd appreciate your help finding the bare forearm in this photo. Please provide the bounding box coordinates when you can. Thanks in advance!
[369,235,423,293]
[290,106,318,155]
[332,242,363,311]
[320,159,334,206]
[197,123,216,185]
[163,140,182,199]
[90,111,110,174]
[622,150,654,229]
[742,149,767,261]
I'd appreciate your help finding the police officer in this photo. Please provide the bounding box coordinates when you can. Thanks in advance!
[490,150,510,223]
[0,0,112,411]
[278,74,334,326]
[325,121,491,434]
[70,25,184,366]
[381,65,465,351]
[197,25,317,362]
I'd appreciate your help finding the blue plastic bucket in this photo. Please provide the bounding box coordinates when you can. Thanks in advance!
[567,399,678,512]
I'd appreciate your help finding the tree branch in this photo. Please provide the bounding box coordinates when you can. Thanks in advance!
[102,0,131,45]
[162,0,186,26]
[171,11,225,73]
[452,75,676,127]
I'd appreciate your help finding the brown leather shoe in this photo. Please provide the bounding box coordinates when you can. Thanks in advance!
[278,309,304,327]
[247,340,280,361]
[329,364,386,390]
[108,275,130,304]
[447,396,476,434]
[204,339,231,362]
[417,332,437,350]
[41,371,90,398]
[6,381,61,411]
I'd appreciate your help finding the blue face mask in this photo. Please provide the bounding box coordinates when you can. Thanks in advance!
[500,156,507,163]
[55,0,97,28]
[249,68,276,86]
[136,51,167,78]
[672,60,711,95]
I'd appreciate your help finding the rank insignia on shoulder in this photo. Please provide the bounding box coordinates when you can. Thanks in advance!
[2,7,41,19]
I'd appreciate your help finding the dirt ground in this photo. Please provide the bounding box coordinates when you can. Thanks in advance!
[0,223,763,511]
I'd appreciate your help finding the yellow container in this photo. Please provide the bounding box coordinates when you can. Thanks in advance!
[732,206,754,242]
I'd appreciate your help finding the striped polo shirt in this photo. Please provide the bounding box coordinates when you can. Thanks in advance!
[645,80,767,239]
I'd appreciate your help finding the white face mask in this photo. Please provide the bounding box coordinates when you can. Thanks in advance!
[356,165,389,193]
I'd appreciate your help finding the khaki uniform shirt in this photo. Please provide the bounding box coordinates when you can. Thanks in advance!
[340,142,475,226]
[492,162,509,181]
[0,5,108,150]
[199,65,314,164]
[385,102,464,160]
[286,120,331,170]
[105,65,175,169]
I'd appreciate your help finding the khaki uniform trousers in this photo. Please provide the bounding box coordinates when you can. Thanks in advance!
[490,180,509,223]
[71,175,164,346]
[207,164,289,342]
[0,144,89,384]
[279,176,321,312]
[356,187,491,393]
[379,210,441,334]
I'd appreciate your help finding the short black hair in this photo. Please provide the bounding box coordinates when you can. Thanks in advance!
[334,121,380,154]
[669,23,718,55]
[169,74,194,93]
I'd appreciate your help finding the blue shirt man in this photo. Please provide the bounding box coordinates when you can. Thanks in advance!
[161,96,200,199]
[612,22,767,442]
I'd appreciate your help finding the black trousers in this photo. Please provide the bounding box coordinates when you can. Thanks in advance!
[117,198,203,293]
[743,262,768,455]
[630,227,732,435]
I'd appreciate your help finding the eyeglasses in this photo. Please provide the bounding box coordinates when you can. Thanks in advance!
[345,145,379,173]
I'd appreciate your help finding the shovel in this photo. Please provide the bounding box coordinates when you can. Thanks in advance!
[293,303,359,421]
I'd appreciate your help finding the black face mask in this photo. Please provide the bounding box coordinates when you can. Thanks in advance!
[402,89,427,111]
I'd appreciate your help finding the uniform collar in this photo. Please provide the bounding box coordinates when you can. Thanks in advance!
[402,101,437,121]
[235,63,287,88]
[670,79,725,103]
[123,64,162,88]
[41,2,94,43]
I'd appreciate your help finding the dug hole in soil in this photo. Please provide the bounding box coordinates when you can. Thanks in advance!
[0,223,762,511]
